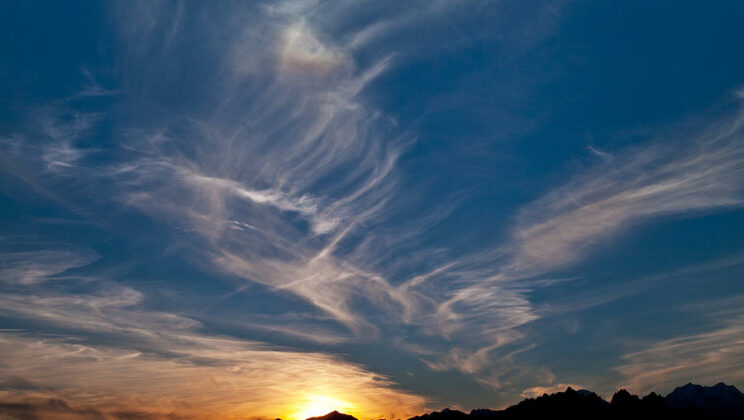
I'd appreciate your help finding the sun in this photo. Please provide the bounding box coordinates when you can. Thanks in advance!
[288,395,355,420]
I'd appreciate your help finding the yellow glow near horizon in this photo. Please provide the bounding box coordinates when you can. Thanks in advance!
[288,395,356,420]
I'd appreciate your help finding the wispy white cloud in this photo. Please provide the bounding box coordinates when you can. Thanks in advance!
[3,0,744,407]
[0,248,98,285]
[0,251,427,419]
[0,104,98,181]
[5,2,562,372]
[586,145,613,161]
[278,22,349,76]
[0,286,199,335]
[100,1,420,339]
[408,105,744,386]
[508,111,744,275]
[536,250,744,319]
[616,298,744,395]
[0,331,427,420]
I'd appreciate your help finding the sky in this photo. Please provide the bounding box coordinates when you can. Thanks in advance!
[1,1,744,419]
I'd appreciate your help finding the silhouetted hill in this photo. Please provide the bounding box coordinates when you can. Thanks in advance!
[611,389,675,418]
[307,411,359,420]
[666,382,744,420]
[300,383,744,420]
[398,383,744,420]
[498,387,609,419]
[408,408,470,420]
[468,408,499,420]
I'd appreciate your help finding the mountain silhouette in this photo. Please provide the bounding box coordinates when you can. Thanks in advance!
[299,383,744,420]
[386,383,744,420]
[409,408,470,420]
[495,386,611,419]
[666,382,744,420]
[306,411,359,420]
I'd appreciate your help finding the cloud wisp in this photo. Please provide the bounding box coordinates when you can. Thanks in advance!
[0,248,427,420]
[616,296,744,395]
[0,248,97,285]
[508,110,744,276]
[0,331,427,420]
[103,1,421,341]
[410,104,744,388]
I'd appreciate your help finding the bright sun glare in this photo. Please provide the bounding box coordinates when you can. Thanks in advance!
[289,395,355,420]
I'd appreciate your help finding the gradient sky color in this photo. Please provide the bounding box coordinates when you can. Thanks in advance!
[1,1,744,419]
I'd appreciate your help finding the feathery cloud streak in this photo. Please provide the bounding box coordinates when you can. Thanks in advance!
[616,296,744,395]
[0,249,426,420]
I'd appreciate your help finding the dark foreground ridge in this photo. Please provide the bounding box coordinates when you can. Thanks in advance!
[306,383,744,420]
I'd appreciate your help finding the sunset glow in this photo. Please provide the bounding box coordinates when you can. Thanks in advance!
[288,396,356,420]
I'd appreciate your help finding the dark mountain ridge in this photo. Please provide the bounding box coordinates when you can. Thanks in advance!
[305,383,744,420]
[665,382,744,420]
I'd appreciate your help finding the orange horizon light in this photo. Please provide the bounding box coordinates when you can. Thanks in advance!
[287,395,357,420]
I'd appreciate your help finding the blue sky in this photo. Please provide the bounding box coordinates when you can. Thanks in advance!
[1,1,744,419]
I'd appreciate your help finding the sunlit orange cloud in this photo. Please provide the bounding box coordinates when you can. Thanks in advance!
[0,333,427,420]
[520,384,584,399]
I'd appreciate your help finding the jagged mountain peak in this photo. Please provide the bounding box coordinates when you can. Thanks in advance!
[666,382,744,420]
[406,382,744,420]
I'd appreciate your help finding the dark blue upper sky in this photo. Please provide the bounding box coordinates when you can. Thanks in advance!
[1,1,744,419]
